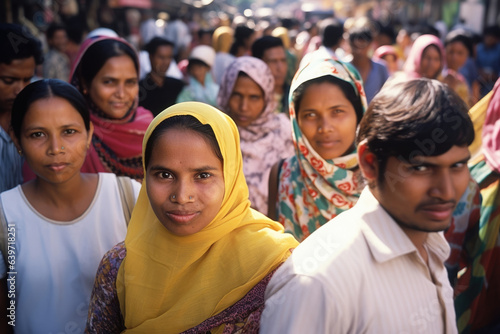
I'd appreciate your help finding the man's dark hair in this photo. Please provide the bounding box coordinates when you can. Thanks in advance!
[144,37,175,55]
[320,18,344,48]
[0,23,43,65]
[251,36,284,59]
[483,25,500,39]
[46,23,66,41]
[348,25,373,44]
[445,29,474,57]
[357,79,474,184]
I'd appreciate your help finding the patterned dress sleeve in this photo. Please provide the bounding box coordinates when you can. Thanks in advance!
[85,242,126,334]
[181,264,284,334]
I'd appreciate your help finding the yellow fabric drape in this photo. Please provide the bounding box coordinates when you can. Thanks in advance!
[469,91,493,163]
[116,102,298,333]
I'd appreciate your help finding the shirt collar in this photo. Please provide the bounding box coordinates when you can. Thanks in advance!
[358,187,450,263]
[0,126,12,143]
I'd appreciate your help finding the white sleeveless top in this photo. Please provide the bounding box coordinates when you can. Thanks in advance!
[0,173,140,334]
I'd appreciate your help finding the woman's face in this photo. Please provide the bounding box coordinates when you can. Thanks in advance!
[419,45,442,79]
[227,75,265,128]
[297,81,358,160]
[446,41,469,71]
[146,128,225,236]
[88,55,138,119]
[189,62,209,85]
[382,54,398,74]
[17,97,92,185]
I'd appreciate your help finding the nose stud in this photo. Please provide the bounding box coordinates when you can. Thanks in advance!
[171,195,194,200]
[61,146,65,150]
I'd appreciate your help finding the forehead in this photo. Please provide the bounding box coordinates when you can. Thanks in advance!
[401,145,470,165]
[24,97,84,125]
[97,55,137,76]
[154,45,173,55]
[233,75,262,92]
[263,46,286,60]
[0,57,36,77]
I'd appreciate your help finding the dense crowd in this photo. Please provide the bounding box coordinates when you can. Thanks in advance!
[0,7,499,334]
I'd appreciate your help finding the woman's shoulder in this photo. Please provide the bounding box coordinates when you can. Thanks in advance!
[181,266,282,334]
[98,241,127,276]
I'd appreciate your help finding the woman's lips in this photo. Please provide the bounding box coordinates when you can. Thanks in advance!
[316,139,341,148]
[165,211,199,224]
[46,163,68,172]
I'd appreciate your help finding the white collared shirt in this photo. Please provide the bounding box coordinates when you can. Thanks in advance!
[261,187,457,334]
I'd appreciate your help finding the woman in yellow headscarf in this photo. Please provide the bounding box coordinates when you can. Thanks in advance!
[85,102,298,333]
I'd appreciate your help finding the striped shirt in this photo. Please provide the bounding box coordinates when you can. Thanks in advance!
[0,127,23,193]
[261,187,457,334]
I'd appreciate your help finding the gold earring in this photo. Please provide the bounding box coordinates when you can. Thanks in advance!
[17,149,23,156]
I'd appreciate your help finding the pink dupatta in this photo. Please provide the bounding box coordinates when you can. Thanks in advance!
[70,36,153,180]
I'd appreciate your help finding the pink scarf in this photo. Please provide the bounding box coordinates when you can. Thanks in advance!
[403,34,445,79]
[482,78,500,173]
[70,36,152,180]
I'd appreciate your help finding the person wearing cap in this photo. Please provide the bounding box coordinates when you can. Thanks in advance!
[176,45,219,107]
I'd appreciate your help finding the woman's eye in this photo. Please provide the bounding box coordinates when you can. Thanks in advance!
[64,129,76,135]
[30,131,44,138]
[198,172,212,179]
[159,172,172,179]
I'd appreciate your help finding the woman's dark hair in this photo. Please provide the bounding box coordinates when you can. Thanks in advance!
[292,75,364,124]
[144,115,222,168]
[78,39,139,89]
[357,79,474,185]
[11,79,90,141]
[229,25,254,56]
[444,29,474,58]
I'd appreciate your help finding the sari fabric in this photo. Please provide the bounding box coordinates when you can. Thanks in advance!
[116,102,298,333]
[454,78,500,333]
[70,36,153,180]
[217,56,294,214]
[278,58,368,241]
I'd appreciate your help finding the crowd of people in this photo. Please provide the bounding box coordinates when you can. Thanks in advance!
[0,6,499,333]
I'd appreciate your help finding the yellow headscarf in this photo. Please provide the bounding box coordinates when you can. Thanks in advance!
[212,26,234,53]
[117,102,298,333]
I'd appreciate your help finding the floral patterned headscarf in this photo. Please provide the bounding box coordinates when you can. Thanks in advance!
[278,58,368,241]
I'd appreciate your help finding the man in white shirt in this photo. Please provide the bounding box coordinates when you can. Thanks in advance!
[260,79,474,334]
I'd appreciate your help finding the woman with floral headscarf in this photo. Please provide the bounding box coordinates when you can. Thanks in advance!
[268,58,367,242]
[70,36,153,181]
[217,56,294,215]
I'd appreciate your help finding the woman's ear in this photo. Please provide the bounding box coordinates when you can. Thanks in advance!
[8,128,22,156]
[357,140,378,183]
[86,122,94,149]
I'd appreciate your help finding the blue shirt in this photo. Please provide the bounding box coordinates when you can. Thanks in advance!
[0,126,23,193]
[363,60,390,104]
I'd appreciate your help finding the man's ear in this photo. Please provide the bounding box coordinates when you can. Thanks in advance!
[357,140,378,182]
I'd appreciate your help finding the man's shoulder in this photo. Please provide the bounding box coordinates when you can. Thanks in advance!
[287,208,370,278]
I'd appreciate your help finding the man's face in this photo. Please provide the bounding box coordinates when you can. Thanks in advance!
[372,145,471,234]
[0,57,36,114]
[49,30,68,53]
[262,46,287,89]
[150,45,174,77]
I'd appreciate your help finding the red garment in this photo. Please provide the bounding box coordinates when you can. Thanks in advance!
[70,36,153,180]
